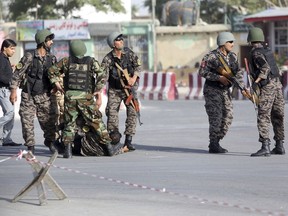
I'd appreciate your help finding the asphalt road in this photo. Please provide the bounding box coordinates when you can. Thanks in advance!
[0,99,287,216]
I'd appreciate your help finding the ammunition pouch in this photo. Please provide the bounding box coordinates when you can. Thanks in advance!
[259,78,270,87]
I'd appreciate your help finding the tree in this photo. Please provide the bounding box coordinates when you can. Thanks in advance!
[8,0,126,21]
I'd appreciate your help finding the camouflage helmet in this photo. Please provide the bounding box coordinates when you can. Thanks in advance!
[70,40,87,58]
[247,27,264,43]
[107,31,122,48]
[35,29,54,45]
[217,32,235,46]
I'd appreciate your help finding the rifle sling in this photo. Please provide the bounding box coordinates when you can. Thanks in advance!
[115,62,130,81]
[215,53,232,74]
[115,65,136,109]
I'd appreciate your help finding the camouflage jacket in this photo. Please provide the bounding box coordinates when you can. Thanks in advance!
[199,48,244,88]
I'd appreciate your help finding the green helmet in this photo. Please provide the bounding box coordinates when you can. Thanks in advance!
[35,29,54,45]
[70,40,87,58]
[107,31,122,48]
[217,32,235,46]
[247,27,264,43]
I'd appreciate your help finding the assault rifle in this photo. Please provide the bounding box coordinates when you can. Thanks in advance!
[244,58,259,115]
[115,63,143,126]
[215,53,253,101]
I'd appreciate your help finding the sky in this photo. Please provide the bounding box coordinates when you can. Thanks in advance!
[74,0,149,23]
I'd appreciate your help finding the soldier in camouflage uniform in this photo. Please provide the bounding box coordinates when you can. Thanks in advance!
[101,32,141,151]
[9,29,57,154]
[48,40,122,158]
[247,27,285,157]
[199,32,248,153]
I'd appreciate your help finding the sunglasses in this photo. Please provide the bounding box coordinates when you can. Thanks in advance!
[227,41,234,44]
[115,37,123,41]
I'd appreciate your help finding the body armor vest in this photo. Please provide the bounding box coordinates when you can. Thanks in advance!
[25,53,53,96]
[108,47,134,89]
[64,56,94,92]
[250,47,280,81]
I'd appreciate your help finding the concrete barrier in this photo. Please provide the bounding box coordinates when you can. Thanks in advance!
[138,71,178,100]
[185,73,204,100]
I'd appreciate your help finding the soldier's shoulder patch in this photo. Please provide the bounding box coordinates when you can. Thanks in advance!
[16,62,23,70]
[200,60,206,68]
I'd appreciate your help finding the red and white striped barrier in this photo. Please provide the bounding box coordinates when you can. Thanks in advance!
[138,71,178,100]
[186,71,288,100]
[185,73,205,100]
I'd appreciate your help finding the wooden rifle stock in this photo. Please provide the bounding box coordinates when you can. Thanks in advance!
[115,63,143,125]
[215,53,252,101]
[217,67,253,100]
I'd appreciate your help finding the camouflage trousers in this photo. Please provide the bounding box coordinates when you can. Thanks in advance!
[257,78,285,143]
[51,91,65,139]
[19,92,56,147]
[106,87,137,136]
[62,91,111,146]
[51,91,65,125]
[203,85,233,143]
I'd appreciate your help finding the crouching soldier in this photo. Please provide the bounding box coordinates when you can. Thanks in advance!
[48,39,122,158]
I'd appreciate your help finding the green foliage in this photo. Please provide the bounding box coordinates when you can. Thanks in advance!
[8,0,126,21]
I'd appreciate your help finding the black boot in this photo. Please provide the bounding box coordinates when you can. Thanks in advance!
[44,139,58,154]
[54,139,65,154]
[63,143,72,159]
[27,146,35,155]
[271,140,285,155]
[208,142,228,153]
[49,143,58,154]
[106,142,123,156]
[251,141,271,157]
[124,135,135,151]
